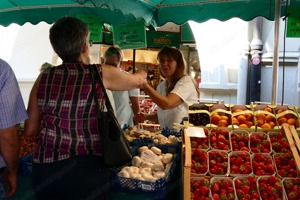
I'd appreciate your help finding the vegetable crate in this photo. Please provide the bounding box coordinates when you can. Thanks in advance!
[111,143,181,199]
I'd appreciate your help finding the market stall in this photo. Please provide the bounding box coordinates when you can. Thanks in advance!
[184,102,300,200]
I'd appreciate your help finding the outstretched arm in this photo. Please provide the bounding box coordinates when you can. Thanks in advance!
[141,83,183,110]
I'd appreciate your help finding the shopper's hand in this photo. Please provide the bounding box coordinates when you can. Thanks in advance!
[4,171,18,197]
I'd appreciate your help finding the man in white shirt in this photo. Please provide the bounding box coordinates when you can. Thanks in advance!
[103,47,140,127]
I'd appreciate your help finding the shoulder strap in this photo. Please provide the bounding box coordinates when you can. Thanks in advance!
[89,64,114,112]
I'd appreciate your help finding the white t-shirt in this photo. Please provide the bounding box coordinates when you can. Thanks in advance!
[106,89,116,115]
[156,75,198,129]
[112,69,139,127]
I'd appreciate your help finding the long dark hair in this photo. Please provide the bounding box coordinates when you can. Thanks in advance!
[157,46,200,97]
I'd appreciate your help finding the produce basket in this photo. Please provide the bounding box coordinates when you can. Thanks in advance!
[229,151,252,177]
[231,105,255,130]
[190,149,208,176]
[210,177,235,200]
[233,175,259,200]
[282,177,300,200]
[208,150,229,177]
[230,130,250,152]
[210,128,231,152]
[257,175,284,199]
[249,132,272,154]
[251,153,275,176]
[268,131,291,153]
[111,143,181,199]
[188,103,210,127]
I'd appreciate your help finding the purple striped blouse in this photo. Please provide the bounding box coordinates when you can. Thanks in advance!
[33,63,104,163]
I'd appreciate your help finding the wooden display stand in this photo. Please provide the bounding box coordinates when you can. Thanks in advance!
[282,124,300,171]
[182,129,191,200]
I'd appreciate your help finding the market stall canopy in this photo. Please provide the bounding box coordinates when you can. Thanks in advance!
[0,0,300,28]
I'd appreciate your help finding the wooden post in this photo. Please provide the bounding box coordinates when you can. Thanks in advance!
[183,130,191,200]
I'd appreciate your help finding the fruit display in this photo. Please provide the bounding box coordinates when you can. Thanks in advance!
[188,104,210,126]
[190,128,209,150]
[208,150,229,176]
[273,152,299,178]
[254,106,276,130]
[257,175,284,199]
[210,113,231,128]
[191,149,208,175]
[251,153,275,176]
[185,103,300,200]
[269,131,291,153]
[234,175,259,200]
[282,178,300,200]
[139,99,157,114]
[275,107,299,128]
[210,177,235,200]
[231,106,254,129]
[249,132,271,153]
[229,151,252,176]
[230,130,250,152]
[188,103,300,131]
[190,177,210,200]
[210,128,230,151]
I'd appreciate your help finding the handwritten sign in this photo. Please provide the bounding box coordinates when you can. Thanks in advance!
[146,31,180,48]
[113,21,146,49]
[140,151,161,164]
[286,8,300,38]
[185,127,207,138]
[77,15,103,42]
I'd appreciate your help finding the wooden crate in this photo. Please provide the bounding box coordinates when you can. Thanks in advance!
[282,124,300,170]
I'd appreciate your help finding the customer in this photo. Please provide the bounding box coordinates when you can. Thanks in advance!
[23,17,146,200]
[135,46,199,129]
[103,46,140,127]
[0,58,28,198]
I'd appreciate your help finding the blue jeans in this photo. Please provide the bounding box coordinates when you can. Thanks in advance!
[0,174,6,200]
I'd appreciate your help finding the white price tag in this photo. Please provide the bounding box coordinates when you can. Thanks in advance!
[141,184,153,191]
[185,127,206,138]
[140,151,161,164]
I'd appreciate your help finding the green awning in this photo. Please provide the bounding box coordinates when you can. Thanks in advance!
[0,0,299,27]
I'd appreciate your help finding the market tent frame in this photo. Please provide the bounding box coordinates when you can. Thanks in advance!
[0,0,299,105]
[0,0,299,27]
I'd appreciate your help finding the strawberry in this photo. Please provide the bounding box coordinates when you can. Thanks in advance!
[235,179,243,188]
[212,183,220,192]
[200,185,209,195]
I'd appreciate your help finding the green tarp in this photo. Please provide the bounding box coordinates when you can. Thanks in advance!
[0,0,299,28]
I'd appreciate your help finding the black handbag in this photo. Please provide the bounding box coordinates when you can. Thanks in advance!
[89,64,132,168]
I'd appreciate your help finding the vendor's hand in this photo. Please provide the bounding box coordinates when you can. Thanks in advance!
[135,70,147,80]
[134,113,147,123]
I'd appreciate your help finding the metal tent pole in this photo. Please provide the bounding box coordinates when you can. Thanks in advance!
[271,0,281,105]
